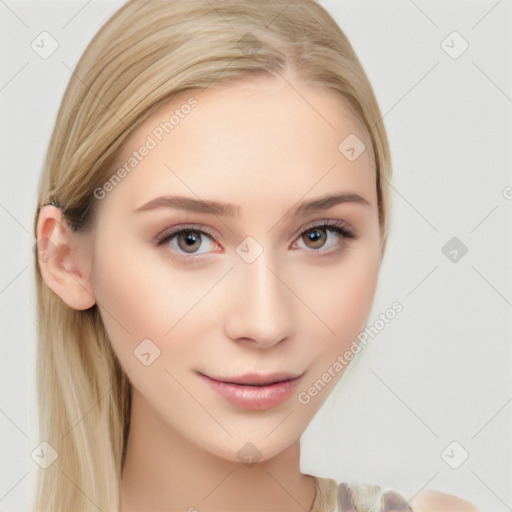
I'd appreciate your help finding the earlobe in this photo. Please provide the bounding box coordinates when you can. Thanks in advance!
[35,205,96,311]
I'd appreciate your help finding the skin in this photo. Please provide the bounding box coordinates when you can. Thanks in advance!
[36,74,477,512]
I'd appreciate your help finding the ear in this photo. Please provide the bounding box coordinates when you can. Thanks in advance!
[35,205,96,310]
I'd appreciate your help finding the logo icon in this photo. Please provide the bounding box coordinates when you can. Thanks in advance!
[237,32,263,56]
[236,236,264,264]
[237,442,262,468]
[442,236,468,263]
[31,441,59,469]
[31,32,59,59]
[134,338,161,366]
[441,440,469,469]
[441,31,469,59]
[338,134,366,162]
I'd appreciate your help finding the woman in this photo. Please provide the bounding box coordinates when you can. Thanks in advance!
[33,1,478,510]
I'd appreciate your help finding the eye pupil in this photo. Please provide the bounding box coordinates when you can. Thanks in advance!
[304,228,326,249]
[178,231,201,252]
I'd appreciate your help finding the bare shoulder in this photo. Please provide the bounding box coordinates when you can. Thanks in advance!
[410,489,480,512]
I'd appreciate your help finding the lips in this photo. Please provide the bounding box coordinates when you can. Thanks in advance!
[198,371,303,410]
[204,372,302,386]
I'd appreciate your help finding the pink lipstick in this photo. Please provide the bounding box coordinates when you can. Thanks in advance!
[199,372,302,410]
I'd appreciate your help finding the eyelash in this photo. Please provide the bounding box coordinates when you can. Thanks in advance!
[152,220,356,263]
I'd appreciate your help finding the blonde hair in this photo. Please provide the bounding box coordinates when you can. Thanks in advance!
[32,1,392,510]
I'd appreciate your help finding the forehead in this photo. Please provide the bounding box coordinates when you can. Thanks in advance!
[101,76,377,217]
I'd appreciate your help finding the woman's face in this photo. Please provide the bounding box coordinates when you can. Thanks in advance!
[87,76,383,463]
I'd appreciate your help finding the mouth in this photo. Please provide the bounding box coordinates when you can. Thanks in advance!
[198,371,303,410]
[203,372,302,386]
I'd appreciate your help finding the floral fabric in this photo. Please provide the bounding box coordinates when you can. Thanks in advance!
[335,482,414,512]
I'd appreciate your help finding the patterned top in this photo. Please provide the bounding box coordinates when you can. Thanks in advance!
[312,477,414,512]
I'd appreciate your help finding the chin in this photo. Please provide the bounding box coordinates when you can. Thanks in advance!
[198,430,303,466]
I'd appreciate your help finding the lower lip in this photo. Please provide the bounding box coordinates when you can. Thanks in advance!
[199,374,301,410]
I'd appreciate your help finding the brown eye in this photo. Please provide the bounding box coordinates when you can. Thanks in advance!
[153,224,218,261]
[293,221,354,255]
[176,231,203,253]
[302,227,328,249]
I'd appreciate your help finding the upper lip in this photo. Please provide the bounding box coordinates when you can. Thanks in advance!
[200,372,303,386]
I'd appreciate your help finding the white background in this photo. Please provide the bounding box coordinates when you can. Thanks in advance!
[0,1,511,511]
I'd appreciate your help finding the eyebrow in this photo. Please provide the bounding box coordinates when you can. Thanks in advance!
[134,192,371,217]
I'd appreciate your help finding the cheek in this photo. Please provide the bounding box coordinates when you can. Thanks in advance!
[88,230,167,367]
[297,243,381,348]
[332,252,380,337]
[88,230,217,370]
[293,244,380,404]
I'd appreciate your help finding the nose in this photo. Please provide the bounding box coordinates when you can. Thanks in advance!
[223,248,295,349]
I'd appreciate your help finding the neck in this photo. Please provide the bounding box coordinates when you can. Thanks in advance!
[119,388,317,512]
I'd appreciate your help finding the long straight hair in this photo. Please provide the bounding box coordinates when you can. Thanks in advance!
[32,1,392,510]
